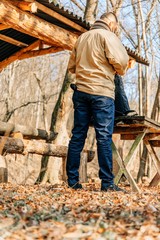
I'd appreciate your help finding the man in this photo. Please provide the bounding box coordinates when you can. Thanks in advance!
[114,74,137,118]
[66,12,129,191]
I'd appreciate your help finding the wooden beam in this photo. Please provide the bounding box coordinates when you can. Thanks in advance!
[0,23,10,31]
[148,140,160,147]
[11,1,37,12]
[114,126,147,134]
[18,46,64,60]
[11,0,86,33]
[121,134,138,140]
[144,133,160,141]
[0,33,28,47]
[0,120,56,140]
[0,40,40,71]
[0,136,94,159]
[34,1,86,33]
[0,0,77,49]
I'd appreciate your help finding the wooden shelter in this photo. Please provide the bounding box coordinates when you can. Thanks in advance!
[0,0,149,72]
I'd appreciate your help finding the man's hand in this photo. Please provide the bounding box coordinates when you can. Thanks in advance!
[128,58,136,69]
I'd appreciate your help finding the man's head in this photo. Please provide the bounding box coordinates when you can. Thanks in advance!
[100,12,119,35]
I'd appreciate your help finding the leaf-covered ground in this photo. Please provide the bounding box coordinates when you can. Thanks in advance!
[0,182,159,240]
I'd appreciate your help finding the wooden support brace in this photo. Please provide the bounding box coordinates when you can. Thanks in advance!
[114,132,146,185]
[0,23,11,31]
[0,33,28,47]
[149,173,160,187]
[18,46,64,60]
[112,141,141,193]
[145,140,160,177]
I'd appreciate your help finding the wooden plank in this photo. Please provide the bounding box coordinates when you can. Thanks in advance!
[112,141,141,193]
[0,33,28,47]
[121,134,138,140]
[18,46,64,60]
[121,133,160,141]
[114,126,147,134]
[114,132,146,184]
[0,40,40,71]
[115,116,160,130]
[0,23,10,31]
[0,0,77,51]
[0,136,95,159]
[145,133,160,141]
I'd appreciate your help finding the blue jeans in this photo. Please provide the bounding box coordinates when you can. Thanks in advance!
[66,90,115,188]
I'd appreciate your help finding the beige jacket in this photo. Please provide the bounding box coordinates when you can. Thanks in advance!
[68,25,129,99]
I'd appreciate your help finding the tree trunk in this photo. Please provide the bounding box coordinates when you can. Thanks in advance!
[36,72,72,184]
[84,0,99,24]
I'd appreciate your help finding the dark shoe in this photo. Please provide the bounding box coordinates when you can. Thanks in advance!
[68,183,82,190]
[101,184,125,192]
[125,110,138,116]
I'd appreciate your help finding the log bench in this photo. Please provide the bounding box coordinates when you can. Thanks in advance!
[0,121,95,183]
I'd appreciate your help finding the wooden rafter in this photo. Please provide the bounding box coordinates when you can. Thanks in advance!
[18,46,64,60]
[0,23,10,31]
[11,0,87,33]
[0,40,40,72]
[0,0,77,49]
[0,33,28,47]
[10,1,37,12]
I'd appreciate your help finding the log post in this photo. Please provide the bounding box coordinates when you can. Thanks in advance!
[0,136,95,159]
[79,152,88,183]
[0,155,8,183]
[0,120,57,140]
[62,157,67,182]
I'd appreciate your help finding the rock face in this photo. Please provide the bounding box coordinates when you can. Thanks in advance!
[0,51,70,184]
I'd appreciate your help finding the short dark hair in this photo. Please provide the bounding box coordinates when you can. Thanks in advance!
[100,12,118,23]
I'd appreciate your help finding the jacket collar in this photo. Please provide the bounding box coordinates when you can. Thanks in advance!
[90,20,111,31]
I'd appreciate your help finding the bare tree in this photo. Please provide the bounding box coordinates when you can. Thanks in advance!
[84,0,99,24]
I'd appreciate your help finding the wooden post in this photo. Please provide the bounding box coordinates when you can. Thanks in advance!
[79,152,88,183]
[0,155,8,183]
[145,140,160,179]
[62,157,67,182]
